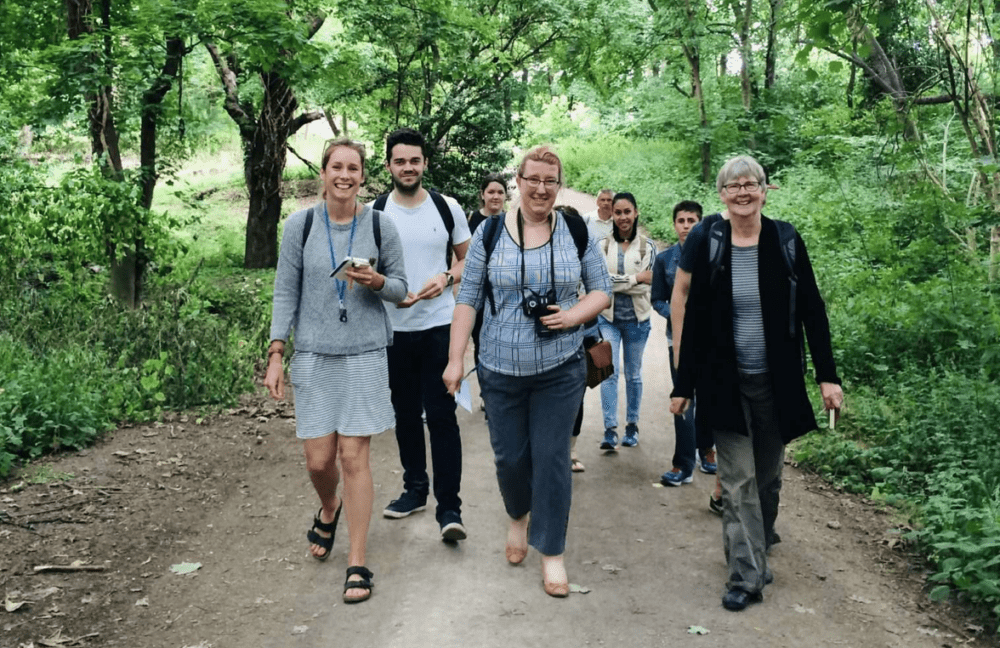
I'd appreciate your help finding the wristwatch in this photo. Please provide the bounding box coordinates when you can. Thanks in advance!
[443,271,455,288]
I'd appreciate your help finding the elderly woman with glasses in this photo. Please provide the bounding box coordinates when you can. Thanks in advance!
[670,155,844,612]
[444,145,611,598]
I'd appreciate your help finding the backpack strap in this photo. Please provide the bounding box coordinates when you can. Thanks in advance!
[560,210,590,260]
[303,207,314,247]
[373,194,388,212]
[481,214,505,316]
[707,218,729,287]
[428,190,455,268]
[300,207,315,286]
[774,220,798,338]
[371,209,382,271]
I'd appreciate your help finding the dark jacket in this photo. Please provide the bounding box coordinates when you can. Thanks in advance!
[671,216,840,444]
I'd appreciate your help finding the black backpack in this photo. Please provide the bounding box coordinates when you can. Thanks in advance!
[373,189,455,267]
[706,213,799,337]
[480,210,591,315]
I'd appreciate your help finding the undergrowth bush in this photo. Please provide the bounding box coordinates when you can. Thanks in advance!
[0,269,271,478]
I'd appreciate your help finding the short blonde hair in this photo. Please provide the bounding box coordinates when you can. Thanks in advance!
[517,145,562,183]
[716,155,766,193]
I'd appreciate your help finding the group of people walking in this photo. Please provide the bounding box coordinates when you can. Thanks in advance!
[264,128,844,611]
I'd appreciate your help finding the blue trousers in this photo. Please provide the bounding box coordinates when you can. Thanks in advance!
[598,316,651,429]
[668,345,713,473]
[479,352,586,556]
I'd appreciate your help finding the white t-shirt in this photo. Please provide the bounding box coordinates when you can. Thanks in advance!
[583,211,614,242]
[371,191,471,332]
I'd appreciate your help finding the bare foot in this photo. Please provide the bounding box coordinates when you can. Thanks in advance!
[309,498,341,559]
[541,554,569,597]
[505,515,529,564]
[345,573,369,602]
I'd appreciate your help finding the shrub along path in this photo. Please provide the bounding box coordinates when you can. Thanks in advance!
[2,307,993,647]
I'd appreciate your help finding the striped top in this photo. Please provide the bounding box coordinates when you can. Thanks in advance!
[457,214,613,377]
[731,245,769,374]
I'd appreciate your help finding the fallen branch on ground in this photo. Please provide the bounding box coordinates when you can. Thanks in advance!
[33,564,107,574]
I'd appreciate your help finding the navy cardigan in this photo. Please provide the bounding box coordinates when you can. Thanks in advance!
[671,216,840,444]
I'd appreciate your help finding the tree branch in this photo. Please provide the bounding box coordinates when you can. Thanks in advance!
[204,41,256,137]
[289,110,323,135]
[286,143,320,175]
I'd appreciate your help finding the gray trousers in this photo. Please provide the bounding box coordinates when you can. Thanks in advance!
[479,352,586,556]
[714,372,784,593]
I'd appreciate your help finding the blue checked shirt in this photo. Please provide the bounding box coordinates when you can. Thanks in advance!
[457,215,613,377]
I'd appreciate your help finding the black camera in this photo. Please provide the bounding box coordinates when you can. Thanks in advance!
[522,288,557,319]
[522,288,558,337]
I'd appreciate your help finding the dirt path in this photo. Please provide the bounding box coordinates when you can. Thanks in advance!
[2,188,992,648]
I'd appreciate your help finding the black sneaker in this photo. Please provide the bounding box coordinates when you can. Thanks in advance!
[722,588,762,611]
[439,510,467,542]
[383,491,427,519]
[600,428,618,450]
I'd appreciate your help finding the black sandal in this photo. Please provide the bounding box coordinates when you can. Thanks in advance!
[343,566,374,603]
[305,503,342,561]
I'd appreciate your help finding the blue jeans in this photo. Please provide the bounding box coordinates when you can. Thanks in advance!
[598,316,651,429]
[479,352,586,556]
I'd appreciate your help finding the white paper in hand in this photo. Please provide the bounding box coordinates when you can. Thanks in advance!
[455,379,473,413]
[331,257,371,281]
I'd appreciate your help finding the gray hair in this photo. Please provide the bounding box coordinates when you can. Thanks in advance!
[716,155,767,193]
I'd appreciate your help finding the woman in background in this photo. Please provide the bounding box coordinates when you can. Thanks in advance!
[468,173,508,378]
[597,192,656,451]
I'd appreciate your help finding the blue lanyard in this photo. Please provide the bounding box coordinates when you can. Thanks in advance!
[322,203,358,323]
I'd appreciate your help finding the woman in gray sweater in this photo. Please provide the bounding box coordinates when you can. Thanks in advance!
[264,138,408,604]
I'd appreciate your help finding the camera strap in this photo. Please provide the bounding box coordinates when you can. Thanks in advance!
[516,208,556,300]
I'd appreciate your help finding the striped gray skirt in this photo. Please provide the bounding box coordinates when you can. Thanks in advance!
[289,348,395,439]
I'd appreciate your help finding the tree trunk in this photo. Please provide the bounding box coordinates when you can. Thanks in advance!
[764,0,782,89]
[324,109,341,136]
[991,226,1000,283]
[734,0,754,111]
[242,72,298,269]
[682,42,710,184]
[66,0,142,306]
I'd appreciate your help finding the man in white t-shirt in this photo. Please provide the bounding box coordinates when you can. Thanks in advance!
[583,188,615,242]
[371,128,471,542]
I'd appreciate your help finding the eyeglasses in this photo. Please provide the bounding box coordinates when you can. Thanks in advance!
[723,181,761,194]
[520,176,561,189]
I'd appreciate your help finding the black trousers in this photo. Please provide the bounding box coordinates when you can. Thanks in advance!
[386,325,462,522]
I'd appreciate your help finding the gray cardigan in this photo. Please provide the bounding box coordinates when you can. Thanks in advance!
[269,203,408,355]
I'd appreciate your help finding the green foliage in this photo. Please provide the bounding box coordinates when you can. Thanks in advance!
[557,135,717,239]
[0,141,269,478]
